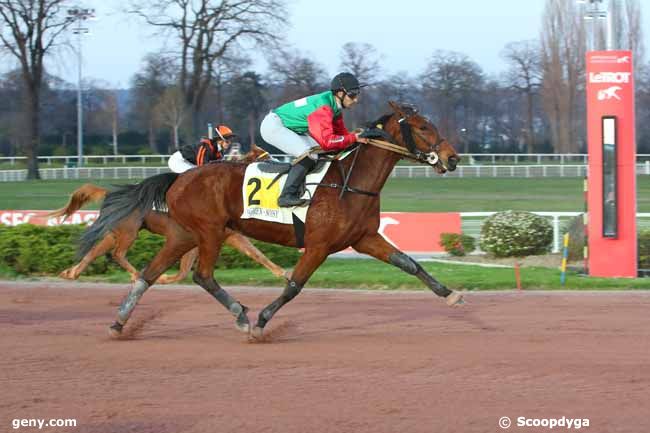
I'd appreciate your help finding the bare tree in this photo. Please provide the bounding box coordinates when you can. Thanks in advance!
[226,71,266,146]
[130,54,176,152]
[421,50,484,151]
[130,0,287,137]
[636,61,650,152]
[338,42,382,84]
[338,42,383,126]
[0,0,74,178]
[268,49,328,102]
[609,0,645,73]
[154,86,186,151]
[501,40,542,154]
[540,0,587,154]
[107,91,119,155]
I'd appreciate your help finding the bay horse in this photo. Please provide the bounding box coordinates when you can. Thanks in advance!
[83,101,463,340]
[55,145,288,283]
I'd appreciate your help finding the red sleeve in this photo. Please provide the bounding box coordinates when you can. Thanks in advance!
[332,114,350,136]
[307,106,357,151]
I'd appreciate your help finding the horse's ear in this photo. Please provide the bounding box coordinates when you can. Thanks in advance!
[388,100,403,116]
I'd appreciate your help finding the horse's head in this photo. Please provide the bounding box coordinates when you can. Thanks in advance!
[239,144,272,163]
[378,101,460,174]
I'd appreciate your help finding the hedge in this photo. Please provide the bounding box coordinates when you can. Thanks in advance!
[0,224,300,276]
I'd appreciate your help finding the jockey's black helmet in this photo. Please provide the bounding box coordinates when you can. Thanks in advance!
[331,72,367,96]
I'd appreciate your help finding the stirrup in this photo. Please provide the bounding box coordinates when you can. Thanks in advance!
[278,195,310,207]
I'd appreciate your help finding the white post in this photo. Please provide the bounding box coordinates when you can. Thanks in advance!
[553,215,561,253]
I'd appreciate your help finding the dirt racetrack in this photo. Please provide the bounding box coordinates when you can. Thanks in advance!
[1,281,650,433]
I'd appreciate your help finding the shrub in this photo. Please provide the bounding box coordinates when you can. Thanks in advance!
[439,232,476,256]
[639,230,650,269]
[479,210,553,257]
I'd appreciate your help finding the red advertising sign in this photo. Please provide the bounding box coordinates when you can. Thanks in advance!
[586,51,637,277]
[0,210,461,254]
[0,210,99,227]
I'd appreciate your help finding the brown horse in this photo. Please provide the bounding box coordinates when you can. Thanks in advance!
[54,145,289,283]
[83,102,463,339]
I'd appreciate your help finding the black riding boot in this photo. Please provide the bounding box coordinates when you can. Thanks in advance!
[278,158,316,207]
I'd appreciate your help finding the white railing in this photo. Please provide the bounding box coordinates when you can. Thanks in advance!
[3,162,650,182]
[393,162,650,178]
[2,153,650,167]
[0,166,171,181]
[461,212,650,254]
[0,153,291,166]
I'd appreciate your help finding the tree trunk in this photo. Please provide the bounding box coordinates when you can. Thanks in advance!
[148,120,157,153]
[112,115,118,155]
[526,91,535,154]
[248,112,256,146]
[25,87,41,180]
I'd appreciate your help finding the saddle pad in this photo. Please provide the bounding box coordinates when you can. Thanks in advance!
[241,160,331,224]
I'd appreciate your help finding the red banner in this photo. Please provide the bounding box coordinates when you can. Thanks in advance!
[0,210,461,254]
[0,210,98,227]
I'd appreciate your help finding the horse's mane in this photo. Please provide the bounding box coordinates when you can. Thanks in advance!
[367,103,419,128]
[367,113,392,129]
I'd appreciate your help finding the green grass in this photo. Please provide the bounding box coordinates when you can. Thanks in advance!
[0,179,132,210]
[11,258,650,290]
[2,177,649,212]
[2,177,649,290]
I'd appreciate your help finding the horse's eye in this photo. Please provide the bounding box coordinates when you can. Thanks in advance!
[419,126,428,131]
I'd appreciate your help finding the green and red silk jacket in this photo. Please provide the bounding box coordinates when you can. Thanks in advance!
[273,90,357,152]
[179,138,224,166]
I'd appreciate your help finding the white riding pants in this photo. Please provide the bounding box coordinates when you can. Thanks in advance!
[260,112,317,157]
[168,151,196,173]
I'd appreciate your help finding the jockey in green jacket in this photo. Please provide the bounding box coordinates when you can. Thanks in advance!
[260,72,368,207]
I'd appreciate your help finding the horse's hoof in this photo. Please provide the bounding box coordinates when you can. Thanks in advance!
[236,321,250,333]
[108,322,123,339]
[235,305,250,333]
[250,326,264,340]
[446,291,464,307]
[59,270,74,280]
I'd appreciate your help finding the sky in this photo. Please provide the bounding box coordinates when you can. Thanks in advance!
[10,0,650,88]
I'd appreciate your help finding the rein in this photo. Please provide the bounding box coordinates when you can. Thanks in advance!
[307,108,447,199]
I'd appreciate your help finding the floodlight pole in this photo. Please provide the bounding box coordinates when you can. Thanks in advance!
[68,8,95,167]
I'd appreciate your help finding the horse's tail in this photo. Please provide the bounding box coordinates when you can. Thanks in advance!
[77,172,179,259]
[47,184,108,220]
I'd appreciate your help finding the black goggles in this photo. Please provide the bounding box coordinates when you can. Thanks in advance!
[345,88,360,98]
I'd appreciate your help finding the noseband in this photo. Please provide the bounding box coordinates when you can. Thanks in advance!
[397,115,444,167]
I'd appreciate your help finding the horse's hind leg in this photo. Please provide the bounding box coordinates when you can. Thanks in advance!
[252,248,328,340]
[157,247,198,284]
[352,233,464,306]
[111,230,139,282]
[60,234,116,280]
[224,230,290,280]
[192,227,251,333]
[109,228,194,338]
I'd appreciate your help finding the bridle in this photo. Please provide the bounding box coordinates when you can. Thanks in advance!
[365,108,447,170]
[307,106,451,200]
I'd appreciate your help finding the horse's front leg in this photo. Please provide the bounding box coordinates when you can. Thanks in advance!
[251,248,328,340]
[352,233,464,306]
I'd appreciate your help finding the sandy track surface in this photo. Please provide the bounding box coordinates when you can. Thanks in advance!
[1,281,649,432]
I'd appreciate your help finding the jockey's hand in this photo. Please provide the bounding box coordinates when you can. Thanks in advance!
[355,131,369,144]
